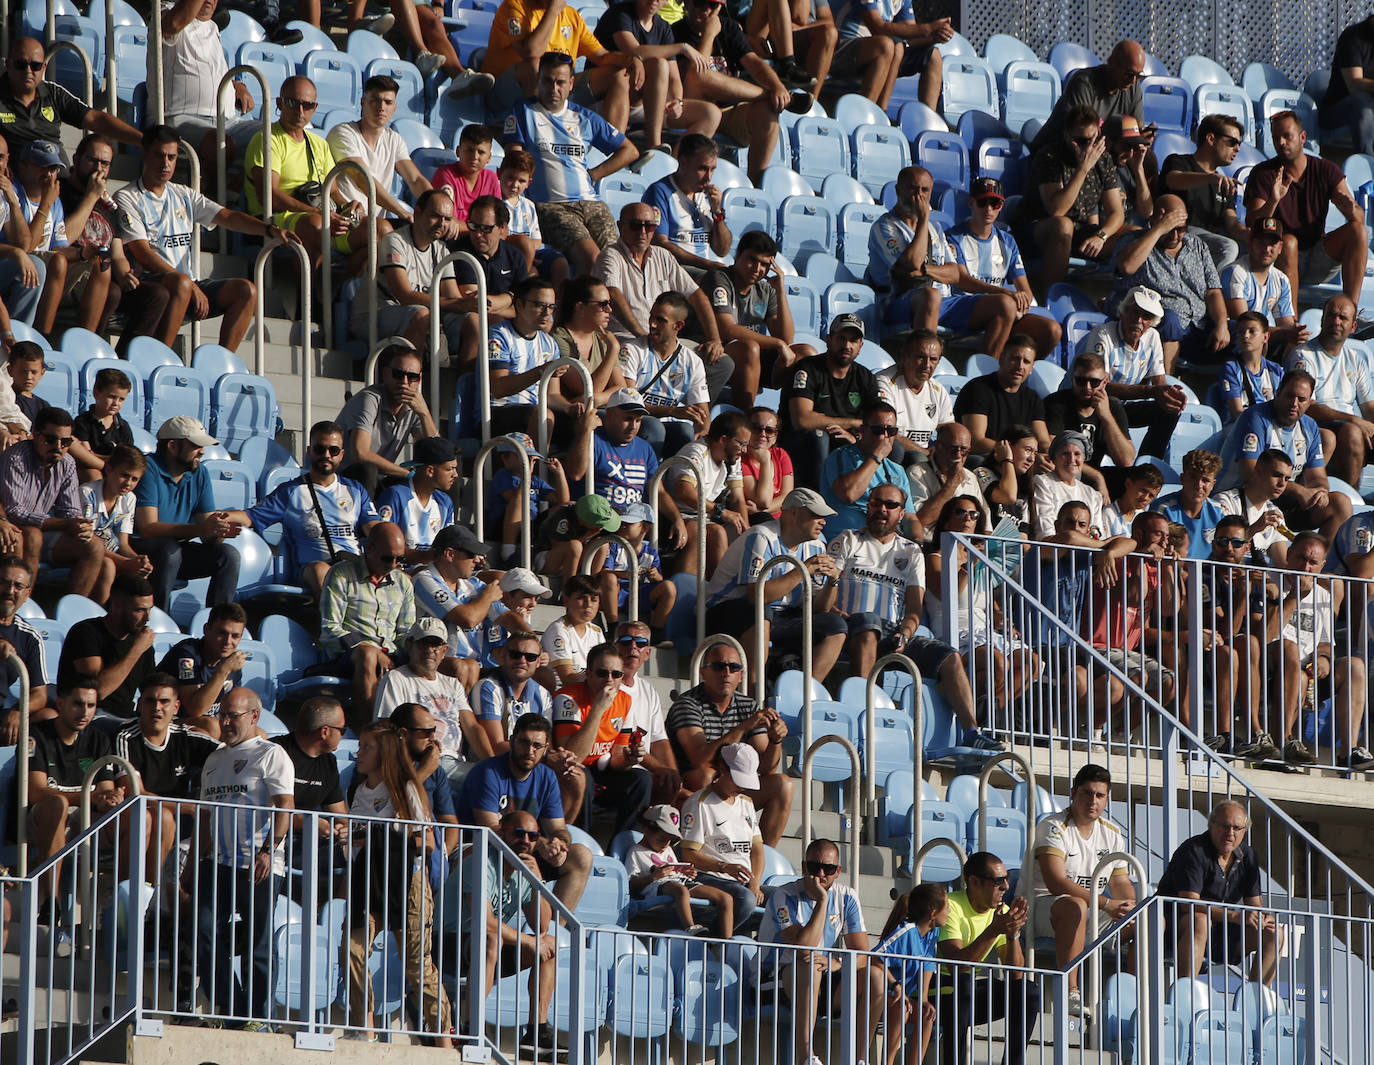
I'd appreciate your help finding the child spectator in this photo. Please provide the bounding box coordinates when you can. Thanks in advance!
[1214,310,1284,426]
[71,366,134,477]
[1102,463,1165,538]
[467,567,547,667]
[498,147,568,284]
[625,804,738,938]
[432,125,501,232]
[487,433,569,568]
[875,883,948,1065]
[977,423,1039,536]
[591,501,675,630]
[1152,448,1225,559]
[79,443,153,592]
[538,573,606,688]
[8,341,49,426]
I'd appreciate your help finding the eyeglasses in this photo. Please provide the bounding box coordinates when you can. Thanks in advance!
[704,661,744,673]
[506,649,541,662]
[11,60,43,72]
[972,197,1002,209]
[311,444,343,456]
[581,298,613,310]
[976,872,1010,885]
[1218,134,1241,147]
[623,219,658,230]
[39,433,73,447]
[468,222,497,234]
[280,96,318,110]
[506,828,540,841]
[1216,537,1248,549]
[1071,136,1095,147]
[868,498,903,509]
[952,509,980,520]
[325,723,347,734]
[519,298,557,312]
[617,636,650,647]
[867,424,899,436]
[390,368,423,383]
[82,156,113,169]
[405,726,438,736]
[1073,375,1105,388]
[750,423,778,435]
[803,860,839,875]
[220,710,255,722]
[593,667,625,679]
[1214,822,1247,833]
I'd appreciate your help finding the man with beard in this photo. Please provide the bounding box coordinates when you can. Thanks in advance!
[0,554,48,743]
[952,336,1051,461]
[156,601,248,737]
[781,314,882,485]
[56,574,155,722]
[1286,295,1374,488]
[1158,115,1251,270]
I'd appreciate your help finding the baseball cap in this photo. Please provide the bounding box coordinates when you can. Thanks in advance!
[641,804,682,838]
[21,140,66,172]
[1123,285,1165,320]
[1251,216,1284,240]
[621,501,653,524]
[1050,429,1091,459]
[432,523,486,555]
[603,388,649,415]
[156,415,218,447]
[780,487,837,516]
[1103,114,1146,141]
[829,312,865,338]
[407,617,449,644]
[496,432,543,460]
[720,742,761,790]
[405,436,457,468]
[575,494,622,532]
[969,176,1005,202]
[500,567,551,597]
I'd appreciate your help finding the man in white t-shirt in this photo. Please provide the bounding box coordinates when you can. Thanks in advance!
[1285,294,1374,489]
[877,328,953,459]
[326,74,434,223]
[616,619,682,802]
[669,409,751,575]
[191,687,294,1022]
[1021,763,1134,1017]
[1212,447,1292,565]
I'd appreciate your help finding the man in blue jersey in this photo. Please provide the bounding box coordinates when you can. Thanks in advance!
[1151,448,1226,560]
[1221,219,1307,346]
[473,629,556,755]
[412,523,507,687]
[945,177,1062,357]
[1223,369,1351,541]
[228,420,381,598]
[866,165,956,332]
[376,436,458,560]
[643,134,731,272]
[1286,294,1374,489]
[618,291,712,458]
[489,276,571,440]
[502,52,640,274]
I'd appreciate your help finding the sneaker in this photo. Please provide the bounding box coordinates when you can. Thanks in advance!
[1349,746,1374,772]
[240,1019,275,1033]
[774,56,816,89]
[355,12,395,34]
[687,923,710,937]
[1204,733,1233,755]
[447,68,496,97]
[1235,731,1280,761]
[1066,987,1092,1018]
[268,26,305,45]
[785,90,814,114]
[414,50,444,75]
[53,927,72,958]
[1282,737,1316,765]
[962,727,1006,752]
[518,1023,567,1059]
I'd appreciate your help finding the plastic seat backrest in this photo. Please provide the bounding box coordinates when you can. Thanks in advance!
[191,343,249,378]
[1047,41,1099,83]
[783,274,822,335]
[1180,54,1234,89]
[146,364,212,430]
[1242,61,1294,102]
[779,194,836,262]
[955,107,1013,152]
[111,25,148,102]
[791,116,850,188]
[912,130,970,189]
[940,54,997,124]
[346,28,400,65]
[1002,60,1061,130]
[837,202,884,272]
[392,116,443,151]
[303,50,362,111]
[852,125,912,197]
[1140,76,1194,135]
[833,92,890,130]
[983,33,1036,75]
[282,19,337,66]
[62,326,117,361]
[1195,85,1253,143]
[896,100,947,140]
[760,166,813,201]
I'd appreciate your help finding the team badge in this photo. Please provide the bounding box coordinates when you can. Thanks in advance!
[1358,527,1372,552]
[895,557,907,570]
[1243,433,1259,452]
[507,17,521,33]
[712,286,729,307]
[793,370,807,389]
[379,505,392,521]
[925,403,935,417]
[178,657,195,681]
[234,759,248,773]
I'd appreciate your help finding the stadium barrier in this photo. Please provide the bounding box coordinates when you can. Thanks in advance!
[44,40,90,106]
[753,553,814,748]
[646,454,707,644]
[535,356,594,477]
[320,161,378,355]
[473,432,537,569]
[435,249,488,428]
[216,65,270,210]
[253,234,312,461]
[578,532,640,621]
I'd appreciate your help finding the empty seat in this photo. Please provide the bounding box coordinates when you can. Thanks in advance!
[1241,61,1294,102]
[760,165,813,201]
[1001,60,1061,132]
[778,194,835,263]
[790,116,849,189]
[896,99,948,139]
[837,202,884,276]
[955,107,1014,152]
[236,42,294,111]
[212,373,278,455]
[1195,85,1254,143]
[203,459,257,510]
[1179,54,1234,90]
[821,173,873,207]
[940,54,997,124]
[822,281,877,335]
[110,24,147,103]
[303,51,363,114]
[721,187,778,248]
[851,125,911,198]
[1140,76,1194,136]
[598,173,647,220]
[145,365,212,431]
[783,274,822,335]
[833,92,890,131]
[982,32,1037,75]
[912,130,970,190]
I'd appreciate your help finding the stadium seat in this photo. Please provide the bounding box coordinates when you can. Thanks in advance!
[303,51,363,114]
[9,321,49,350]
[782,275,822,336]
[145,365,212,431]
[822,281,876,335]
[575,856,629,927]
[63,326,117,361]
[1026,360,1065,397]
[778,194,835,263]
[851,125,911,198]
[56,593,103,627]
[721,187,778,248]
[34,352,79,410]
[1179,54,1234,90]
[51,14,104,95]
[975,137,1024,194]
[236,42,295,110]
[1060,311,1107,365]
[1047,41,1099,83]
[219,8,267,58]
[1142,51,1169,77]
[1242,61,1294,101]
[1141,76,1195,136]
[1101,972,1139,1060]
[125,336,181,379]
[912,130,970,190]
[366,59,427,121]
[609,953,673,1046]
[1257,90,1319,152]
[110,25,147,103]
[281,19,335,65]
[346,28,401,67]
[1001,61,1061,133]
[856,339,892,372]
[820,172,873,208]
[760,166,813,202]
[79,356,141,413]
[955,108,1013,153]
[391,116,443,152]
[21,0,78,37]
[833,92,890,131]
[837,202,884,276]
[1195,85,1255,144]
[212,373,278,456]
[1150,129,1196,163]
[599,173,647,220]
[191,343,249,378]
[939,54,998,124]
[674,959,740,1045]
[271,921,339,1025]
[860,711,914,788]
[1256,1015,1306,1064]
[790,116,850,190]
[896,100,947,139]
[982,32,1037,75]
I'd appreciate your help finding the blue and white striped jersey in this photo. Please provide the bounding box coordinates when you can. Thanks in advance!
[705,520,826,609]
[945,222,1026,289]
[245,474,380,571]
[413,565,487,654]
[490,322,561,406]
[1222,263,1293,323]
[375,479,455,550]
[502,99,626,204]
[643,175,713,256]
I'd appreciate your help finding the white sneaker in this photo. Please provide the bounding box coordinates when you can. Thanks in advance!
[414,50,444,75]
[447,68,496,97]
[354,12,394,34]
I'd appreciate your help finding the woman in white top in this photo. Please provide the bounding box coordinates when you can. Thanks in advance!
[344,721,454,1044]
[1032,431,1106,540]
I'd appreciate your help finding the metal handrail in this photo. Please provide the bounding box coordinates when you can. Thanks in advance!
[913,836,967,881]
[363,335,414,386]
[864,653,921,839]
[535,356,594,473]
[147,0,163,123]
[976,751,1035,851]
[433,250,486,423]
[253,237,313,462]
[180,136,202,353]
[800,734,861,889]
[646,455,706,645]
[102,0,115,114]
[753,554,812,751]
[217,65,270,212]
[77,753,142,957]
[579,532,639,622]
[689,634,749,690]
[320,160,378,354]
[1087,850,1150,1065]
[9,651,30,876]
[45,40,91,106]
[473,434,533,571]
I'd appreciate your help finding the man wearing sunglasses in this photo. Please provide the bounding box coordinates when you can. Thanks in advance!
[1159,114,1250,270]
[1043,350,1135,475]
[449,195,530,372]
[0,406,107,600]
[0,37,140,159]
[336,345,439,497]
[1029,39,1150,153]
[473,630,555,756]
[615,620,683,803]
[819,400,908,535]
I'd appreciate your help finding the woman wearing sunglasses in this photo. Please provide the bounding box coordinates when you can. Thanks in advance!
[552,274,629,406]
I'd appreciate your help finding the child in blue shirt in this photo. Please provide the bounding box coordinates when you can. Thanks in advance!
[593,501,675,629]
[875,883,948,1065]
[487,432,569,567]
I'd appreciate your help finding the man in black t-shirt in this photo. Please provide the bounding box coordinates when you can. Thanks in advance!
[0,37,140,157]
[1159,114,1250,271]
[1322,15,1374,156]
[1042,350,1135,472]
[780,313,881,489]
[275,695,349,890]
[952,337,1051,461]
[156,601,248,737]
[56,574,156,722]
[449,195,530,370]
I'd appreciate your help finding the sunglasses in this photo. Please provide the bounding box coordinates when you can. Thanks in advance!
[11,60,43,72]
[39,433,73,447]
[1216,537,1248,549]
[869,498,903,509]
[311,444,344,456]
[468,222,497,234]
[581,298,613,310]
[867,424,899,436]
[390,368,422,383]
[704,661,743,673]
[750,423,778,435]
[506,828,540,841]
[405,726,437,736]
[804,860,839,875]
[1217,134,1241,147]
[952,509,980,519]
[623,219,658,230]
[506,649,541,662]
[280,96,318,110]
[1073,375,1105,388]
[593,667,625,679]
[977,872,1010,885]
[617,636,650,647]
[520,299,557,312]
[973,197,1003,208]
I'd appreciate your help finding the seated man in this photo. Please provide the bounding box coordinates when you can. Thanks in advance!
[450,196,530,371]
[644,135,732,271]
[666,641,793,847]
[55,574,155,723]
[155,601,248,736]
[486,277,567,441]
[876,329,953,460]
[1151,448,1226,560]
[1244,110,1367,306]
[619,290,712,457]
[819,400,907,535]
[325,74,435,227]
[0,37,139,159]
[667,410,752,575]
[375,437,457,560]
[1109,195,1230,370]
[1043,350,1136,475]
[1222,219,1308,347]
[905,422,984,539]
[336,345,439,497]
[413,522,508,683]
[0,555,50,742]
[1287,295,1374,489]
[1158,114,1251,270]
[1030,39,1149,152]
[833,0,949,110]
[1213,448,1292,566]
[132,417,241,612]
[952,337,1051,461]
[473,629,555,756]
[0,132,43,334]
[865,165,958,334]
[1321,13,1374,156]
[272,695,349,864]
[1020,764,1134,1017]
[1158,800,1283,984]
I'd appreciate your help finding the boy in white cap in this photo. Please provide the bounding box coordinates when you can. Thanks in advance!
[466,566,547,667]
[678,742,766,933]
[625,803,738,937]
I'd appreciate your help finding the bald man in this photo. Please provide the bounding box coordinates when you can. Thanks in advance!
[0,37,140,156]
[1286,295,1374,487]
[1031,39,1153,152]
[318,521,416,725]
[1110,194,1230,373]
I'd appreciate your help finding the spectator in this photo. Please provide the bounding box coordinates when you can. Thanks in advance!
[1159,114,1250,269]
[866,165,958,333]
[501,53,639,274]
[1044,351,1135,474]
[643,134,731,270]
[1216,310,1287,426]
[272,695,349,870]
[374,617,489,786]
[668,410,751,574]
[672,0,806,185]
[1245,110,1367,306]
[615,620,682,801]
[535,489,624,582]
[953,336,1051,460]
[488,276,573,441]
[935,851,1038,1065]
[375,437,457,560]
[156,601,248,737]
[343,720,454,1046]
[704,487,846,681]
[349,0,493,91]
[875,883,946,1065]
[8,341,48,426]
[1021,764,1134,1017]
[1032,430,1106,539]
[678,742,766,929]
[781,313,881,483]
[624,803,721,935]
[703,231,811,409]
[430,124,502,231]
[325,75,435,226]
[1151,449,1226,559]
[488,435,570,568]
[1287,294,1374,489]
[0,38,139,158]
[1102,462,1164,538]
[472,630,555,756]
[1103,114,1155,228]
[1223,219,1307,351]
[906,423,985,538]
[459,711,593,910]
[539,572,606,687]
[499,146,567,282]
[336,345,439,497]
[0,555,48,741]
[1110,194,1231,369]
[835,0,949,111]
[551,276,628,406]
[875,329,953,461]
[229,420,381,599]
[1321,14,1374,156]
[1016,104,1125,296]
[741,404,794,519]
[244,76,382,272]
[1157,800,1283,984]
[388,702,462,856]
[1081,285,1185,459]
[12,140,87,336]
[193,688,294,1023]
[83,445,152,586]
[0,406,107,599]
[1221,369,1351,541]
[759,838,893,1065]
[132,416,241,612]
[450,196,533,372]
[591,501,675,629]
[1030,39,1148,151]
[318,522,415,725]
[667,642,793,845]
[458,562,544,670]
[0,132,42,334]
[1213,448,1292,566]
[977,424,1040,535]
[821,400,908,535]
[55,574,155,723]
[71,366,134,477]
[618,290,712,457]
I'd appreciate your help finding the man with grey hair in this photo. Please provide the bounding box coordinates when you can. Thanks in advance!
[1157,799,1282,985]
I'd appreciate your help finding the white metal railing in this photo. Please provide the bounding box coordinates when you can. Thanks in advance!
[753,553,812,751]
[179,136,202,352]
[579,532,640,621]
[646,454,706,644]
[253,236,312,462]
[799,734,860,888]
[535,356,593,486]
[472,432,535,569]
[45,39,91,106]
[688,632,749,689]
[864,652,920,836]
[217,65,269,211]
[319,161,377,355]
[434,250,486,423]
[362,335,414,385]
[9,651,31,874]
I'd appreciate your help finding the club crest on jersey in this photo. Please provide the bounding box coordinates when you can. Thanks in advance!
[925,402,936,417]
[498,794,510,812]
[560,24,570,37]
[507,16,521,33]
[1358,527,1372,552]
[895,557,907,570]
[793,370,807,389]
[1243,433,1259,452]
[234,759,248,773]
[712,286,729,306]
[379,505,393,521]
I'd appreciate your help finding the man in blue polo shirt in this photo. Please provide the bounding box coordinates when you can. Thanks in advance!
[132,416,240,611]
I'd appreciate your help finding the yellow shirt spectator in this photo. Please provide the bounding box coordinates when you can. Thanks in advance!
[482,0,603,78]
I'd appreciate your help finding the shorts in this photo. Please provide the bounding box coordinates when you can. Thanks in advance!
[896,41,936,79]
[489,65,600,112]
[357,303,465,348]
[534,201,617,257]
[829,38,870,79]
[165,113,258,152]
[533,246,566,278]
[317,646,406,676]
[1297,241,1341,285]
[1105,648,1173,689]
[938,292,986,331]
[704,598,848,644]
[276,209,354,255]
